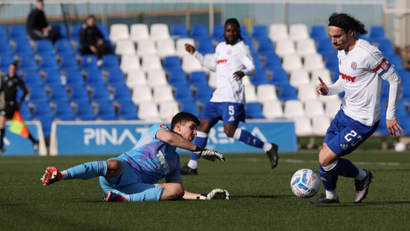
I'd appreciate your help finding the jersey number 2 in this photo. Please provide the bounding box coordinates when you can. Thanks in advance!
[344,130,363,146]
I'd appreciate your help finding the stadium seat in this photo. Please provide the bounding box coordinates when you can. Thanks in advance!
[97,25,109,40]
[252,54,263,70]
[120,54,141,73]
[171,24,189,40]
[290,69,310,88]
[115,40,136,55]
[252,25,268,41]
[275,39,295,58]
[317,38,335,56]
[20,101,33,121]
[159,101,180,122]
[109,24,130,44]
[19,55,38,71]
[14,39,34,57]
[113,85,132,102]
[282,54,302,73]
[90,84,111,103]
[245,102,265,119]
[298,85,318,102]
[191,25,209,41]
[262,100,284,119]
[324,99,341,119]
[196,39,215,55]
[194,84,213,104]
[130,24,150,42]
[311,69,332,85]
[264,53,281,70]
[244,85,257,102]
[303,54,325,72]
[279,84,298,101]
[292,117,313,136]
[136,40,157,56]
[60,54,79,71]
[131,86,153,104]
[174,85,194,103]
[181,54,203,74]
[137,101,160,122]
[324,53,338,70]
[75,101,96,120]
[126,70,147,88]
[32,101,52,117]
[147,69,167,87]
[289,24,309,41]
[102,54,120,70]
[369,26,386,42]
[385,54,403,70]
[81,55,98,69]
[53,25,68,39]
[168,70,188,87]
[141,54,162,72]
[163,56,182,72]
[106,69,126,87]
[180,101,199,118]
[284,100,305,118]
[0,43,13,57]
[156,39,176,59]
[256,84,278,103]
[33,114,54,137]
[211,25,224,43]
[85,69,105,86]
[310,25,327,41]
[377,39,395,56]
[304,100,325,118]
[176,38,195,57]
[296,38,317,57]
[54,101,75,121]
[65,70,85,87]
[49,85,69,104]
[22,69,43,86]
[312,116,330,135]
[251,69,269,86]
[189,71,208,88]
[9,25,28,40]
[97,100,117,120]
[39,54,59,72]
[0,25,7,40]
[150,24,171,41]
[71,25,82,40]
[268,24,288,42]
[35,40,54,56]
[243,75,254,87]
[70,85,90,104]
[43,69,62,87]
[55,39,74,56]
[257,38,275,56]
[117,99,138,120]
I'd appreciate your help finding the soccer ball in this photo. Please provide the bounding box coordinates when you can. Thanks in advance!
[290,168,320,198]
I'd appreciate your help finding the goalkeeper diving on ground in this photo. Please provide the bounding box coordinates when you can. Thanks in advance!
[41,112,229,202]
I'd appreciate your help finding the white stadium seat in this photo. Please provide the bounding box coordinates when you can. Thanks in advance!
[290,69,310,88]
[181,54,203,74]
[245,85,257,102]
[262,100,284,119]
[311,69,332,85]
[289,24,309,41]
[303,54,325,72]
[296,38,317,57]
[269,24,289,42]
[147,69,167,87]
[130,23,150,42]
[282,54,303,73]
[304,100,325,118]
[159,101,180,122]
[275,39,295,58]
[131,86,152,105]
[284,100,305,118]
[297,84,318,102]
[109,24,130,44]
[126,70,147,89]
[156,39,176,59]
[292,117,313,136]
[256,84,278,103]
[115,40,135,55]
[141,54,162,72]
[136,40,157,56]
[176,38,195,57]
[120,54,140,74]
[138,101,161,122]
[312,115,331,135]
[150,23,171,41]
[153,85,175,103]
[324,99,342,118]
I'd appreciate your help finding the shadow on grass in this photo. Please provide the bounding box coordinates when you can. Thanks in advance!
[231,194,294,199]
[314,200,410,207]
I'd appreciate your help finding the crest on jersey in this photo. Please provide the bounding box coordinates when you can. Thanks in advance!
[160,124,169,130]
[351,62,357,70]
[227,50,232,55]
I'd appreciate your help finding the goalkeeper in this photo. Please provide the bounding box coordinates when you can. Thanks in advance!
[41,112,229,202]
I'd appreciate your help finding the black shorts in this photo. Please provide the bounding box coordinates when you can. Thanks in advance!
[1,104,17,119]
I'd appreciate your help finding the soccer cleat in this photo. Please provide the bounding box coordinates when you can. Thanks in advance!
[266,143,279,169]
[105,191,125,202]
[33,140,39,152]
[354,170,373,204]
[41,166,62,186]
[308,194,339,204]
[180,164,198,175]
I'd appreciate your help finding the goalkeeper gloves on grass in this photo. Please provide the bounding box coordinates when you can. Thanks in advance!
[193,147,225,162]
[197,188,230,200]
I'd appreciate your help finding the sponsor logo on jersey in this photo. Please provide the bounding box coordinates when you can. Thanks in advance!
[351,61,357,70]
[228,116,235,122]
[217,59,228,65]
[340,143,349,150]
[340,72,356,82]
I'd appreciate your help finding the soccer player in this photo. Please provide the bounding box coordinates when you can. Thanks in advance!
[309,13,402,204]
[181,18,278,175]
[0,63,39,153]
[41,112,229,202]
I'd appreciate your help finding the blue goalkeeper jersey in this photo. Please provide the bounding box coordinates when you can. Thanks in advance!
[117,124,181,184]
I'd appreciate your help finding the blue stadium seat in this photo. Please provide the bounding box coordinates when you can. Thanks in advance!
[378,39,395,56]
[317,38,335,56]
[245,102,265,119]
[35,40,54,56]
[9,25,28,40]
[28,86,48,105]
[60,54,79,71]
[397,115,410,135]
[171,24,189,39]
[20,101,33,121]
[191,24,209,40]
[385,54,403,70]
[163,56,182,72]
[113,85,132,102]
[38,54,59,72]
[279,84,298,101]
[54,101,75,121]
[252,54,263,69]
[0,55,15,70]
[375,115,389,135]
[180,101,199,118]
[19,55,38,71]
[106,69,126,87]
[43,69,62,87]
[0,25,7,40]
[97,25,110,40]
[310,25,327,41]
[14,39,34,57]
[75,101,96,121]
[189,71,208,88]
[212,25,224,42]
[65,70,85,87]
[81,54,98,69]
[0,39,13,56]
[195,84,213,104]
[251,69,269,86]
[324,54,338,70]
[268,67,289,87]
[91,85,111,104]
[70,85,90,103]
[252,25,268,41]
[197,39,215,55]
[85,69,105,86]
[22,69,43,86]
[55,39,74,55]
[395,100,408,117]
[49,85,69,104]
[396,69,410,85]
[33,114,54,138]
[243,38,256,54]
[257,38,275,56]
[240,25,248,39]
[71,25,82,41]
[369,26,386,42]
[102,54,120,70]
[174,85,194,103]
[32,101,52,117]
[118,100,138,120]
[168,70,188,87]
[264,53,282,69]
[52,25,68,39]
[97,100,117,120]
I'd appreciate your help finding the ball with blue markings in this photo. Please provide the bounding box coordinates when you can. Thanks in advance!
[290,168,320,198]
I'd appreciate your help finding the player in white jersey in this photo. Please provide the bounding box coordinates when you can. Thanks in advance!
[181,18,279,175]
[309,13,403,204]
[40,112,229,202]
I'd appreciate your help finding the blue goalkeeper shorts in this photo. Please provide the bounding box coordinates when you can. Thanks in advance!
[201,102,245,125]
[325,110,379,156]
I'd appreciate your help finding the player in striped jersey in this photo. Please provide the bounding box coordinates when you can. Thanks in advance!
[309,13,403,204]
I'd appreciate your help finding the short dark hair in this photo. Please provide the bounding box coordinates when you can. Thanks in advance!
[328,13,367,37]
[87,14,95,20]
[37,0,43,3]
[9,62,17,69]
[225,18,243,40]
[171,112,200,130]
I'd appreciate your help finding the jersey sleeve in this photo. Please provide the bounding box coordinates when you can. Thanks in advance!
[148,123,170,139]
[364,48,384,70]
[237,43,256,76]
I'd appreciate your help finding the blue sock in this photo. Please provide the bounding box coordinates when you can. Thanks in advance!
[331,158,359,178]
[190,131,208,161]
[319,164,338,191]
[128,187,164,202]
[64,161,107,179]
[234,128,264,149]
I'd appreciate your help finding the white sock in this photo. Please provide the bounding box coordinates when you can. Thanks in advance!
[326,190,338,199]
[187,160,198,169]
[355,168,367,180]
[123,195,130,201]
[263,143,273,152]
[61,170,68,180]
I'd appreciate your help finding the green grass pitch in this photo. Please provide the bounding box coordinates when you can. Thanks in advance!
[1,151,410,231]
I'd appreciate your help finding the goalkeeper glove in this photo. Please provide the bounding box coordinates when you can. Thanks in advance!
[197,188,230,200]
[193,147,225,162]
